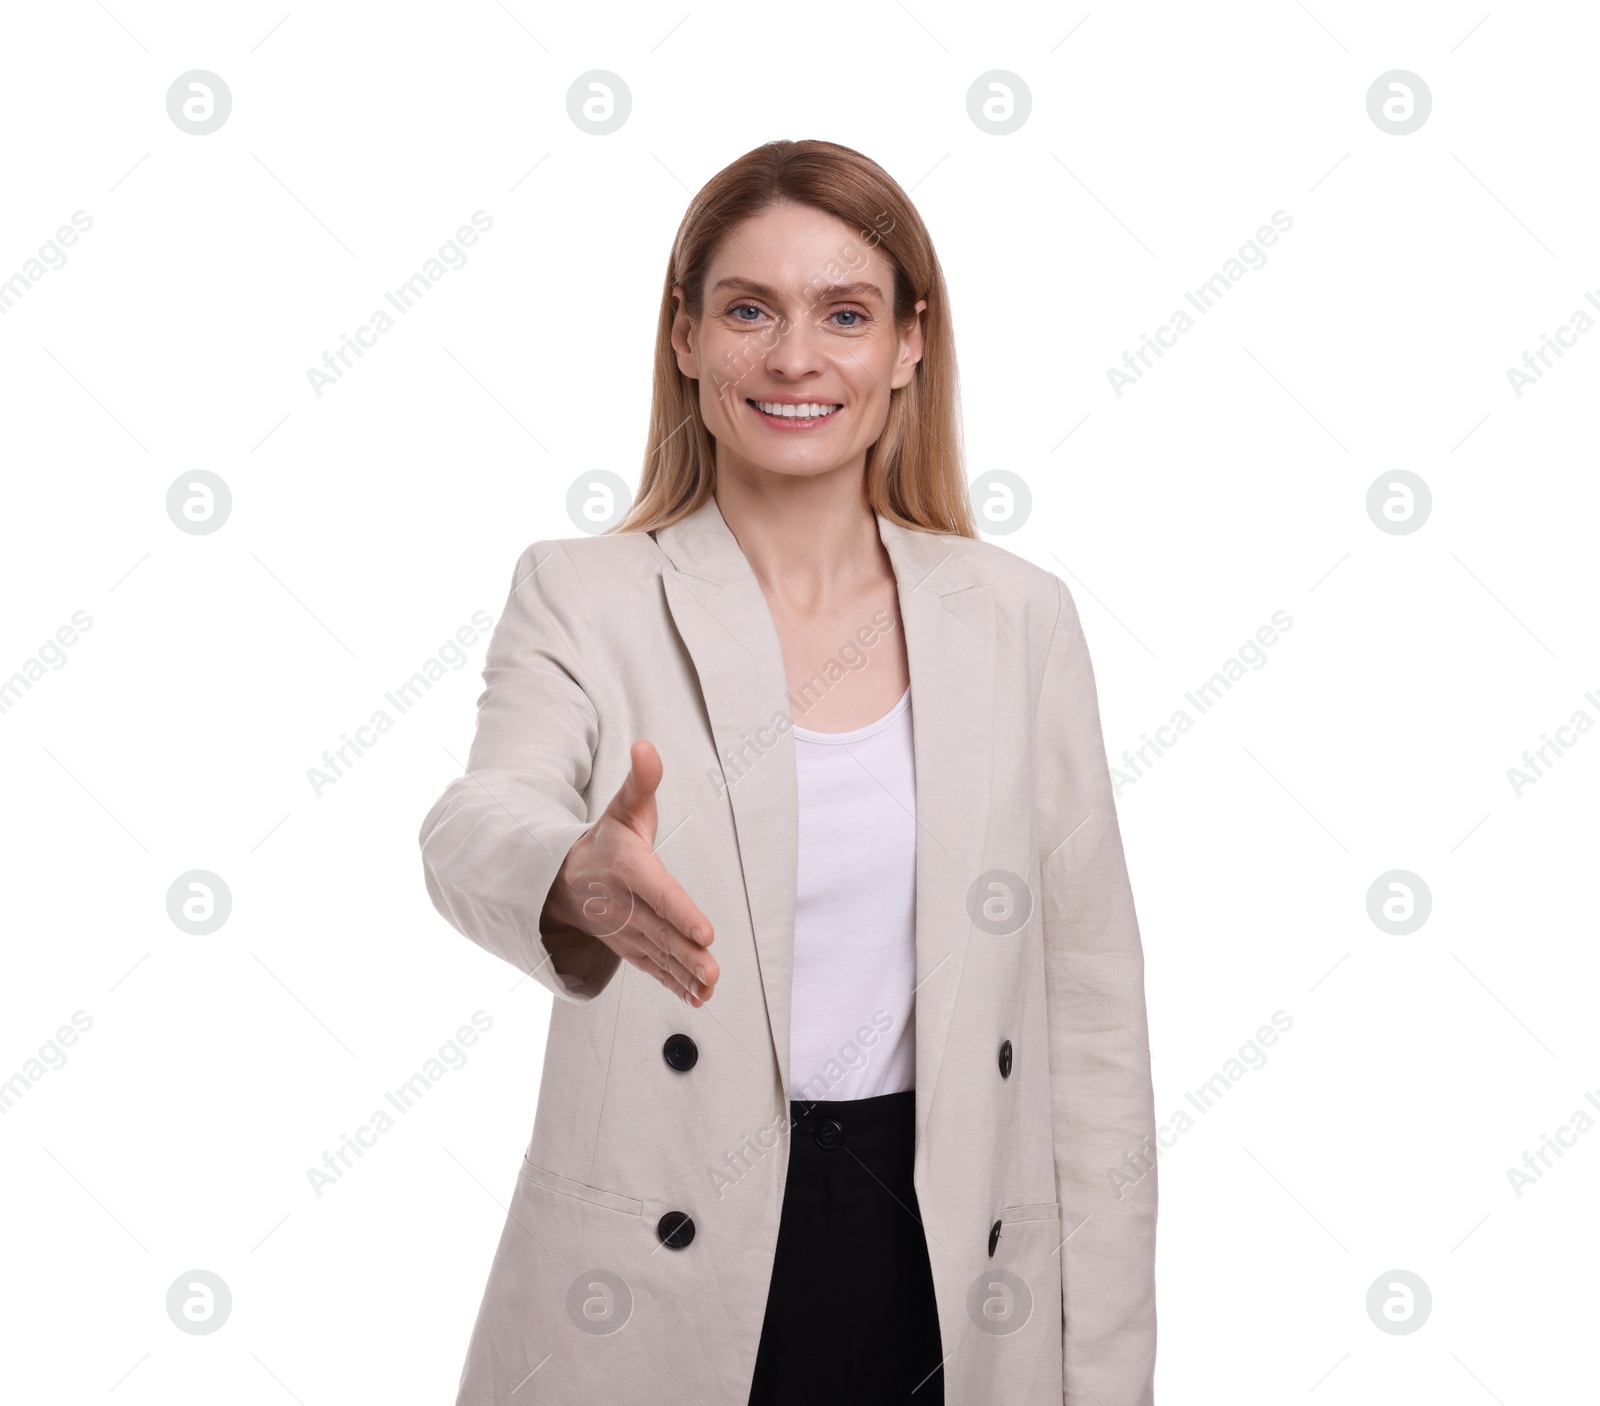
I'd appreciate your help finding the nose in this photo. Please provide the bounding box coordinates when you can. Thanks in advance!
[757,312,830,382]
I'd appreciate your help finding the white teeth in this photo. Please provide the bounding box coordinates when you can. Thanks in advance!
[753,400,839,419]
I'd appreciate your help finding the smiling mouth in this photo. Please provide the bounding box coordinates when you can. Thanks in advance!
[746,398,843,422]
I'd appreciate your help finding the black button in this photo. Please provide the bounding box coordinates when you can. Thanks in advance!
[988,1219,1002,1256]
[657,1212,695,1249]
[998,1039,1013,1078]
[663,1033,698,1072]
[814,1118,844,1150]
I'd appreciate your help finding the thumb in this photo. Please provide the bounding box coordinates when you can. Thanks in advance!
[605,739,663,840]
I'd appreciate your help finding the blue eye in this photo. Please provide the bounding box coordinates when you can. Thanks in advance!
[725,302,868,329]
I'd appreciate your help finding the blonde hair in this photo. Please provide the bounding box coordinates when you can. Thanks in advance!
[613,138,975,538]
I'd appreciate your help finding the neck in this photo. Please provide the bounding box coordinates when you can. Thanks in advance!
[713,462,886,614]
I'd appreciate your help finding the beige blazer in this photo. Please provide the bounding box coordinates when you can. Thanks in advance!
[418,495,1158,1405]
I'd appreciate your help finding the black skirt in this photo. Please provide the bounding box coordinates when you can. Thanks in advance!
[746,1089,946,1404]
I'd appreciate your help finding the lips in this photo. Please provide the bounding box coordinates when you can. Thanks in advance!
[748,398,841,418]
[745,397,842,429]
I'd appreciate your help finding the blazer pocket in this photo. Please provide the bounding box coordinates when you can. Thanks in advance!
[519,1158,644,1217]
[996,1200,1061,1226]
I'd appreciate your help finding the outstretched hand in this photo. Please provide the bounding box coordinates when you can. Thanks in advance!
[540,740,718,1005]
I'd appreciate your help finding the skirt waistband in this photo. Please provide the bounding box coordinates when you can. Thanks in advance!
[787,1087,915,1159]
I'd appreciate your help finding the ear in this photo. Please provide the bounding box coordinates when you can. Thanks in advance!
[670,285,700,380]
[889,297,928,391]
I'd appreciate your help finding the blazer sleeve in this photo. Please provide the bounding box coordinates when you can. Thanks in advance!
[418,540,623,1004]
[1034,572,1158,1405]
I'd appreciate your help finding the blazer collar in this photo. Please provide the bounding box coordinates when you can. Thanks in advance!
[652,492,976,596]
[652,492,994,1185]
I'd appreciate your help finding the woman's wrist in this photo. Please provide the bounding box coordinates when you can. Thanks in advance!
[539,830,593,938]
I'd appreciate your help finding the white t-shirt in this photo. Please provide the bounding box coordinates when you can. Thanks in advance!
[787,686,917,1103]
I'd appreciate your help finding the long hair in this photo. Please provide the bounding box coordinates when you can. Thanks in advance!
[612,139,975,538]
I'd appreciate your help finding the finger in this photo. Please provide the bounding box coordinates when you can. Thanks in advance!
[603,740,662,840]
[621,939,709,1005]
[630,957,704,1006]
[622,903,720,993]
[624,894,718,996]
[619,844,715,954]
[571,864,714,995]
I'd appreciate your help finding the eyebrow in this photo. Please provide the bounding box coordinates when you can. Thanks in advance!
[710,275,887,304]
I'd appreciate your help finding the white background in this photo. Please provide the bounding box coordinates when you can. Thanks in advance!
[1,1,1595,1400]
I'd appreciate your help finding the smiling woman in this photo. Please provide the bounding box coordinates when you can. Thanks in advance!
[618,146,969,540]
[419,138,1158,1406]
[688,225,915,447]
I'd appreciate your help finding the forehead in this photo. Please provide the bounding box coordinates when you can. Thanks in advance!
[705,202,894,301]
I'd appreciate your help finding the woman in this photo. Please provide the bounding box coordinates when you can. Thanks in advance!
[419,139,1158,1406]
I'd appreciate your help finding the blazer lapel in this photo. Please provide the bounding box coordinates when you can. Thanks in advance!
[654,499,802,1102]
[876,514,996,1179]
[653,496,995,1175]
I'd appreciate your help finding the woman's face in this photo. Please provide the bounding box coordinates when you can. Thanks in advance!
[670,201,926,489]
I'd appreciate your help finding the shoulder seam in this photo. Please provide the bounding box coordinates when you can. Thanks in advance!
[1032,573,1067,723]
